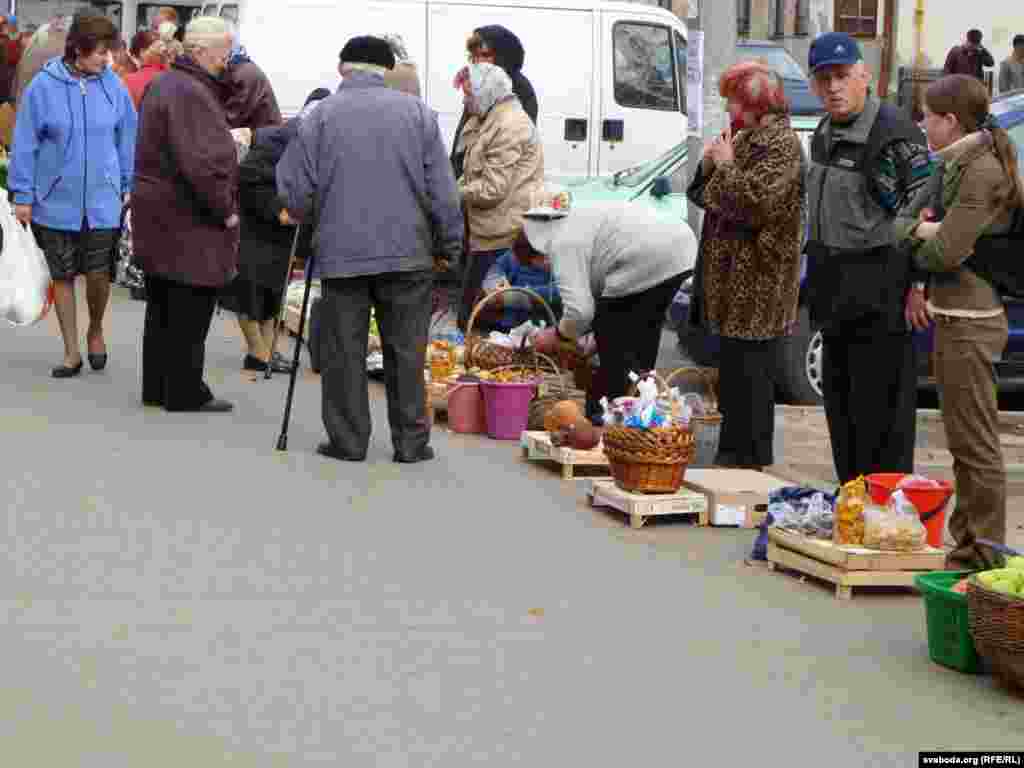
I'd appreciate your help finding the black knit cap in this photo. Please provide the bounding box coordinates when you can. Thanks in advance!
[339,36,396,70]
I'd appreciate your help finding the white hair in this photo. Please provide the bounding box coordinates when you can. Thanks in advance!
[183,16,230,52]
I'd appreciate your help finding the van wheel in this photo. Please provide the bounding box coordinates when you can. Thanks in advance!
[779,307,824,405]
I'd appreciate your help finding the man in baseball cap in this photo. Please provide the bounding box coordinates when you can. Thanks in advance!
[802,31,935,485]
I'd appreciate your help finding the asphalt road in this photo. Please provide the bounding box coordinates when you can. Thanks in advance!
[1,286,1021,766]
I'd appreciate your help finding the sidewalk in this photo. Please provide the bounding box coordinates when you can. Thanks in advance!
[1,286,1021,766]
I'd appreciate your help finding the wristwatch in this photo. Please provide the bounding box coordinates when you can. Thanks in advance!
[912,282,926,292]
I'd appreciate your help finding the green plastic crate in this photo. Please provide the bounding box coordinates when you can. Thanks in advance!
[915,570,980,674]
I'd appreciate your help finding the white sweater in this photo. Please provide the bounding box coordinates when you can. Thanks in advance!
[528,202,696,337]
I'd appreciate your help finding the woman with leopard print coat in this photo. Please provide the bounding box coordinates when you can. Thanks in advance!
[687,61,805,469]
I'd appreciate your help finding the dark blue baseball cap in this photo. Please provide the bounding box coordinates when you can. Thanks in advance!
[808,32,863,74]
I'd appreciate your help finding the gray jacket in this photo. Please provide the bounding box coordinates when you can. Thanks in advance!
[277,71,463,279]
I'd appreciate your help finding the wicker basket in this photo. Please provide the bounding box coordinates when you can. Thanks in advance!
[666,366,720,412]
[602,424,695,494]
[464,286,557,370]
[528,355,588,431]
[967,577,1024,691]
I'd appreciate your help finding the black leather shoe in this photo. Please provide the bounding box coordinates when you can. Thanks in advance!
[393,446,435,464]
[243,354,268,372]
[87,352,108,371]
[316,442,366,462]
[52,361,84,379]
[198,398,234,413]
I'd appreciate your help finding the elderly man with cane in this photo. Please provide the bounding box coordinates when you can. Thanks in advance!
[278,36,463,463]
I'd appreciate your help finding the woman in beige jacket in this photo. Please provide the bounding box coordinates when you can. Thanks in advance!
[454,62,544,329]
[897,74,1024,569]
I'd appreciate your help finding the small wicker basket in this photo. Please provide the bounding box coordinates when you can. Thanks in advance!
[602,424,695,494]
[464,286,557,370]
[967,577,1024,692]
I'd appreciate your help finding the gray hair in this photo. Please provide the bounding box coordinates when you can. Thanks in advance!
[183,16,230,54]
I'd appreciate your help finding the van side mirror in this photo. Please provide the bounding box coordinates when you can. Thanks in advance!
[650,176,671,199]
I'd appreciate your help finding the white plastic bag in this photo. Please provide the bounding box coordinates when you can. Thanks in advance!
[0,202,53,326]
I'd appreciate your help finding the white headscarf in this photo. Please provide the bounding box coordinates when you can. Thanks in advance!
[465,62,514,116]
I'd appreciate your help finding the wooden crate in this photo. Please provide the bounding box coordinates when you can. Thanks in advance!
[586,479,709,529]
[683,469,792,528]
[766,529,947,601]
[521,430,610,481]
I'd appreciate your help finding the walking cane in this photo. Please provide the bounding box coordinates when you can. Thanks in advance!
[265,223,303,381]
[275,238,316,452]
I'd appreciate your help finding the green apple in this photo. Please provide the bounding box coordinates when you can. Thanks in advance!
[993,579,1018,594]
[1006,556,1024,571]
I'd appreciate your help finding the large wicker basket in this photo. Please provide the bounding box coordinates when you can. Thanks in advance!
[464,286,557,370]
[967,577,1024,692]
[602,424,695,494]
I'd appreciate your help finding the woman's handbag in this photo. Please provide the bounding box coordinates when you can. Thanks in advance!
[0,201,53,326]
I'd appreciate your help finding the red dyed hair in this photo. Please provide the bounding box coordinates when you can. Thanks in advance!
[718,61,789,118]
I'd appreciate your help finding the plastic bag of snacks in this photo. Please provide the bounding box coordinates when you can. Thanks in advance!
[863,490,927,551]
[833,476,868,546]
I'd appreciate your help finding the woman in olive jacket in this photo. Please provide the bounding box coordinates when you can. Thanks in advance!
[896,74,1024,569]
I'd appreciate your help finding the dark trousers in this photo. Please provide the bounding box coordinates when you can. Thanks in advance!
[142,275,218,411]
[822,329,917,484]
[321,270,432,457]
[717,337,782,468]
[588,273,685,419]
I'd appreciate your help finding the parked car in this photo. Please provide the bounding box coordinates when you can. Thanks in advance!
[670,88,1024,404]
[737,40,824,116]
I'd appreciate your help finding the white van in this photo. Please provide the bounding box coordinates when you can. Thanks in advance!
[230,0,689,180]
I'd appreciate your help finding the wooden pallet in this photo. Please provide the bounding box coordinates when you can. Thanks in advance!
[521,431,610,480]
[766,529,947,600]
[586,479,709,529]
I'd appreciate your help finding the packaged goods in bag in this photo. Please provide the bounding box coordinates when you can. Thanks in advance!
[833,476,868,546]
[864,490,927,551]
[0,203,53,326]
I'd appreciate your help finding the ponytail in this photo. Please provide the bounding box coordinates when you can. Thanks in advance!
[989,124,1024,214]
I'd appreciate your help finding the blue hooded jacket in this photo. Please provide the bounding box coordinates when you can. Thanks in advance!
[10,57,137,232]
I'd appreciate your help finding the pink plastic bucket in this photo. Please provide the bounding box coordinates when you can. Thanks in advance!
[480,379,536,440]
[447,382,487,435]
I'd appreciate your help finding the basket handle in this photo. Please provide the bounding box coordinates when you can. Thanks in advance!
[465,286,557,368]
[665,366,720,410]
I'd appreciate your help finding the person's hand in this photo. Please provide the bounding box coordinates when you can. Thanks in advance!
[225,214,240,229]
[14,204,32,227]
[577,334,598,358]
[906,286,931,332]
[708,126,735,166]
[532,326,560,356]
[230,127,252,147]
[278,208,294,226]
[915,221,940,241]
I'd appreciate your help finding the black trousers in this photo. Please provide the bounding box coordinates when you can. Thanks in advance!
[717,337,782,469]
[588,273,685,420]
[822,330,917,484]
[321,270,432,457]
[142,275,218,411]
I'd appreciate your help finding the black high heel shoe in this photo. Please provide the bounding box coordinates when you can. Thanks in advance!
[87,352,108,371]
[52,361,84,379]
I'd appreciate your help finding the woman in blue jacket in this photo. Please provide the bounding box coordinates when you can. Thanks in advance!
[9,14,136,378]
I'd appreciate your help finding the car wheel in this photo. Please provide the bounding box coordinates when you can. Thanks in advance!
[779,307,824,405]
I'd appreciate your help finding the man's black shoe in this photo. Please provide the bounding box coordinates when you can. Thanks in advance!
[316,442,366,462]
[393,446,435,464]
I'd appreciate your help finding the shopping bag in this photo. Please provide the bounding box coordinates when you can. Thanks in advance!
[0,201,54,326]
